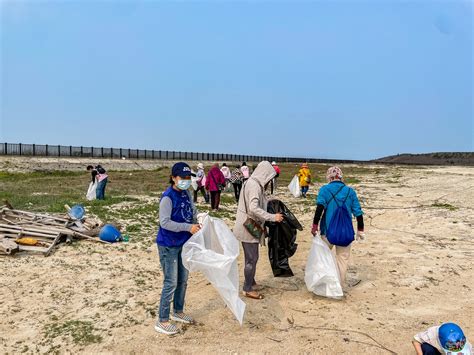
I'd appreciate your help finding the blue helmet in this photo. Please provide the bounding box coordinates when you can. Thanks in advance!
[438,323,468,353]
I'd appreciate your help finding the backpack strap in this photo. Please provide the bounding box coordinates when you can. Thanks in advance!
[327,185,346,207]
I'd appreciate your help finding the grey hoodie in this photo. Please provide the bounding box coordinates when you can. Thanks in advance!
[233,161,277,244]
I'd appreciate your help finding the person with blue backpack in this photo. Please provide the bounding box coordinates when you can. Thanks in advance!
[311,166,365,286]
[155,162,201,335]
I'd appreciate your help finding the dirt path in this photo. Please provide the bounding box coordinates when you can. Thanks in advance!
[1,165,473,353]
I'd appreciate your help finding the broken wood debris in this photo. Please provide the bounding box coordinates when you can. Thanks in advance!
[0,203,111,257]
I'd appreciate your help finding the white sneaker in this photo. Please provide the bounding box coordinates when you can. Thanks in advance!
[170,313,194,324]
[154,322,179,335]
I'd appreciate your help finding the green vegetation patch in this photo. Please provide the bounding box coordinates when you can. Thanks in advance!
[43,319,102,346]
[431,203,458,211]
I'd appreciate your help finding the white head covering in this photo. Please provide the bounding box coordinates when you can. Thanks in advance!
[326,166,343,183]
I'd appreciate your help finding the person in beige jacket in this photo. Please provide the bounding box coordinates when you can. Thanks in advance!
[234,161,284,300]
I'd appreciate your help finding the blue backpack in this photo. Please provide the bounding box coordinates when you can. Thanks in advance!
[326,186,354,247]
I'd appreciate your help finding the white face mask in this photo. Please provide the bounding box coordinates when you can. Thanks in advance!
[177,179,191,190]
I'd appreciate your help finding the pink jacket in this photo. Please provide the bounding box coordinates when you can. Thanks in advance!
[205,166,226,192]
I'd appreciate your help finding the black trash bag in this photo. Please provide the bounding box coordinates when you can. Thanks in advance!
[266,199,303,277]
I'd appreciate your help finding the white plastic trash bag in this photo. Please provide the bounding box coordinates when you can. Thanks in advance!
[86,182,97,201]
[182,215,246,325]
[288,175,301,197]
[191,176,199,191]
[305,235,343,299]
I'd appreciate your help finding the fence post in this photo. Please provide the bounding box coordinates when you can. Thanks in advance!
[32,144,36,156]
[80,146,83,157]
[58,145,60,157]
[19,143,22,156]
[101,147,104,158]
[46,144,49,156]
[69,145,72,156]
[120,148,122,158]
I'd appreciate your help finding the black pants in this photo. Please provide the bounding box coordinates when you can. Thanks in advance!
[242,242,259,292]
[193,186,209,203]
[232,183,242,201]
[210,190,221,210]
[270,178,277,194]
[421,344,441,355]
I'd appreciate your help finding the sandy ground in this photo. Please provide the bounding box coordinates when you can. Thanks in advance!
[1,162,473,354]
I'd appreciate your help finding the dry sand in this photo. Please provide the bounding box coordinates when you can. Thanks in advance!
[1,161,473,354]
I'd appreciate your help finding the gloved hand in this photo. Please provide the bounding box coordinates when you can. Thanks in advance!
[356,231,366,241]
[311,224,319,236]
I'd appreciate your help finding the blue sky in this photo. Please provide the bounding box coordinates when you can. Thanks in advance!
[1,0,472,160]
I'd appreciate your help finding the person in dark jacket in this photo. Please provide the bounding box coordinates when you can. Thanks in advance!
[155,162,201,335]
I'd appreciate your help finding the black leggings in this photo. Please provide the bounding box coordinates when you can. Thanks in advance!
[193,186,209,203]
[232,183,242,201]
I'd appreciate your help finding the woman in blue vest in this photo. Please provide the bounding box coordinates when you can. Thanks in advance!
[311,166,365,287]
[155,162,201,335]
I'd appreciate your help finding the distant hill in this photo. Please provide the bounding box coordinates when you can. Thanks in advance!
[374,152,474,166]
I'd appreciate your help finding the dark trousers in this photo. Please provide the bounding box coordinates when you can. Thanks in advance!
[270,178,277,194]
[421,344,441,355]
[301,185,309,197]
[210,190,221,210]
[232,183,242,201]
[193,186,209,203]
[242,242,259,292]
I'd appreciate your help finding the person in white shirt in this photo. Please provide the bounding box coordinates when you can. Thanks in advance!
[412,323,471,355]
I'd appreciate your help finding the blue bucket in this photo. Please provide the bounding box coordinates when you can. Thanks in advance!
[99,224,122,243]
[69,204,85,220]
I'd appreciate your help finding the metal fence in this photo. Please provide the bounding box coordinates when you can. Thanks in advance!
[0,143,363,164]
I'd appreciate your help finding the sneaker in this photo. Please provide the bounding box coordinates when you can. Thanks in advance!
[154,322,179,335]
[171,312,194,324]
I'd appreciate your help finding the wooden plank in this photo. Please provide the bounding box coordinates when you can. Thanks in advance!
[45,233,62,256]
[1,208,70,222]
[17,245,50,253]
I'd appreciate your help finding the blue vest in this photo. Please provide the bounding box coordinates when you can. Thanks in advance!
[156,187,193,247]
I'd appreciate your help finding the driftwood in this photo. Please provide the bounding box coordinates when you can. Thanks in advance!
[0,203,113,256]
[0,238,19,255]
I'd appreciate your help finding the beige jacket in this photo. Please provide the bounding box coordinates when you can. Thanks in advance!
[233,161,277,244]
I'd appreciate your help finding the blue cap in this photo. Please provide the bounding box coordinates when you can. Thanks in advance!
[439,323,469,354]
[171,162,194,177]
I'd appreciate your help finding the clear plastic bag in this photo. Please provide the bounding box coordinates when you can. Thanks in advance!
[288,175,301,197]
[182,215,246,325]
[304,235,343,299]
[191,176,199,191]
[86,181,97,201]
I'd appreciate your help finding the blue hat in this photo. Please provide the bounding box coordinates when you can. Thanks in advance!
[439,323,470,354]
[171,162,194,177]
